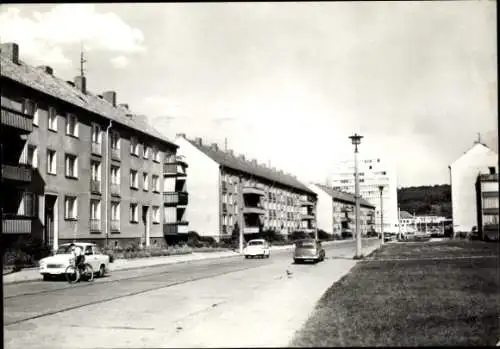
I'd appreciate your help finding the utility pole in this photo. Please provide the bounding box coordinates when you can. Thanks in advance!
[80,42,86,77]
[349,133,363,258]
[378,185,384,244]
[238,178,244,254]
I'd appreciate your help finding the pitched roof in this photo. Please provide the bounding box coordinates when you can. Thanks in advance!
[399,210,413,219]
[0,53,176,147]
[185,138,315,195]
[449,142,497,168]
[314,184,375,208]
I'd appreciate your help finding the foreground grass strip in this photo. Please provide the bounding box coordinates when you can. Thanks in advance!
[291,242,500,347]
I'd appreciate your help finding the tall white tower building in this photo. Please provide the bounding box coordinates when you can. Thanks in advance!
[328,157,399,233]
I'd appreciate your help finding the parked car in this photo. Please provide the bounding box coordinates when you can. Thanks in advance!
[243,239,271,259]
[293,239,325,264]
[39,242,110,281]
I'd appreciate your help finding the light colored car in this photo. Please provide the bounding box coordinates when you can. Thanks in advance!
[39,242,110,280]
[293,239,325,264]
[243,239,271,259]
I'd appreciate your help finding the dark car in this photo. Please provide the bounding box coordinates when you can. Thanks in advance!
[293,239,325,264]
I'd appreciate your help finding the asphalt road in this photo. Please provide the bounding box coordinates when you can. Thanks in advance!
[4,238,380,348]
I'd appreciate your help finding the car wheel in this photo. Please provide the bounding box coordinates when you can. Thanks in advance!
[42,274,51,281]
[98,264,106,277]
[294,259,301,264]
[244,255,249,259]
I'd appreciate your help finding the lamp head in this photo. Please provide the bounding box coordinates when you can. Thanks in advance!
[348,133,363,145]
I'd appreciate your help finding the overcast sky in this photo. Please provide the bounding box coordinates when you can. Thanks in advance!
[1,2,497,187]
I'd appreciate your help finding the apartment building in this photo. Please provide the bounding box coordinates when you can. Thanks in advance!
[449,140,498,234]
[174,134,317,241]
[475,169,499,241]
[328,156,399,233]
[398,211,451,234]
[0,42,185,250]
[308,183,375,237]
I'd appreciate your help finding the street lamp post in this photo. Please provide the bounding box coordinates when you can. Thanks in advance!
[349,133,363,258]
[378,185,384,244]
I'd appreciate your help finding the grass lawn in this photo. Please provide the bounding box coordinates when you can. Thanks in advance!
[291,240,500,347]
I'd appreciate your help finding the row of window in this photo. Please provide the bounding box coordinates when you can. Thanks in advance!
[22,145,162,191]
[65,196,161,224]
[23,99,163,162]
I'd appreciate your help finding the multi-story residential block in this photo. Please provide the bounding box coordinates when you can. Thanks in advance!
[328,156,399,233]
[174,134,317,241]
[308,183,375,237]
[449,140,498,234]
[0,42,185,250]
[475,169,499,241]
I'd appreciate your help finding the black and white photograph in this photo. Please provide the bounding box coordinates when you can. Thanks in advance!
[1,1,498,348]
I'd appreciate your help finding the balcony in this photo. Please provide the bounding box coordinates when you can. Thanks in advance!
[2,215,32,234]
[164,163,187,177]
[221,182,228,193]
[163,221,189,235]
[111,148,121,161]
[110,183,120,196]
[301,213,315,220]
[90,179,101,194]
[91,142,102,156]
[222,203,228,213]
[1,107,33,133]
[163,192,189,206]
[2,164,32,183]
[242,185,265,196]
[243,206,265,215]
[111,219,120,232]
[301,199,315,206]
[90,219,101,232]
[243,227,259,234]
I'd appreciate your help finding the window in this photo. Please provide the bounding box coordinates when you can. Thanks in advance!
[111,165,120,184]
[64,196,78,220]
[28,102,39,126]
[153,146,160,162]
[130,203,139,223]
[90,199,101,220]
[152,175,160,192]
[25,145,38,168]
[130,170,139,189]
[152,206,160,224]
[111,202,120,221]
[91,161,101,181]
[47,150,57,175]
[48,107,57,131]
[66,113,78,137]
[111,131,120,149]
[143,144,150,159]
[17,192,36,216]
[143,172,149,191]
[130,137,139,156]
[91,123,102,144]
[65,154,78,178]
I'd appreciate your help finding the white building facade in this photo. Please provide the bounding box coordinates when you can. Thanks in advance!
[328,157,399,233]
[175,134,317,241]
[449,142,498,234]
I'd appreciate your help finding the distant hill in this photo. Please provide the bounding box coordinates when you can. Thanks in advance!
[397,185,451,218]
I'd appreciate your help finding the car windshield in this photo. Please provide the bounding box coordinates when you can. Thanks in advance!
[296,241,316,248]
[248,241,264,246]
[56,244,83,254]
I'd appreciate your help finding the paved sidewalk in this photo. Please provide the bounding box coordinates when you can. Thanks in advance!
[2,239,375,285]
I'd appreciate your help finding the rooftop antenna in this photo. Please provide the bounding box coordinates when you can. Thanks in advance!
[80,42,87,77]
[477,132,481,144]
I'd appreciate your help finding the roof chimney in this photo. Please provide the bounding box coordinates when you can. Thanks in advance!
[118,103,129,110]
[251,159,257,165]
[0,42,19,64]
[227,149,234,156]
[239,155,246,161]
[211,143,219,151]
[102,91,117,107]
[194,137,202,146]
[74,76,87,94]
[176,133,186,139]
[37,65,53,75]
[66,80,75,87]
